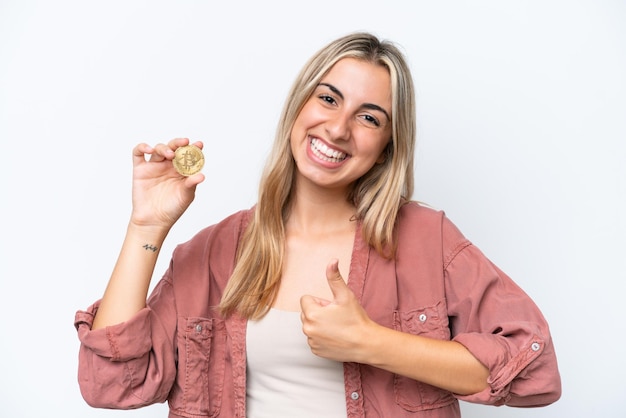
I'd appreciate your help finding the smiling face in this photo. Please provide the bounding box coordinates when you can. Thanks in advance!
[290,57,392,196]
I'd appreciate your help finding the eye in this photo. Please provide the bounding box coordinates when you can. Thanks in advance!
[319,94,337,106]
[361,114,381,127]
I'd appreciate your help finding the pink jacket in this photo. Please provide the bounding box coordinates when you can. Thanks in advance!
[75,202,561,417]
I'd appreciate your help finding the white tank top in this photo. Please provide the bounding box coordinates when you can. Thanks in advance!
[246,308,347,418]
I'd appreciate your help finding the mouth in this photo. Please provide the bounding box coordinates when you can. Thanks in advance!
[310,138,349,163]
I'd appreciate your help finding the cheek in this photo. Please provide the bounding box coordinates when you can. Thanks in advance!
[373,135,391,155]
[293,99,326,130]
[372,137,391,164]
[288,130,303,163]
[376,149,387,164]
[290,110,308,141]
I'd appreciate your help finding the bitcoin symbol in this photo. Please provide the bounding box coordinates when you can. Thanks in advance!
[173,144,205,176]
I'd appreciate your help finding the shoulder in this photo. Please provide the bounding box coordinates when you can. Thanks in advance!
[397,201,456,237]
[396,201,471,260]
[194,208,253,241]
[173,207,254,260]
[397,200,443,224]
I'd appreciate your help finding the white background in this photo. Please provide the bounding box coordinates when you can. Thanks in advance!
[1,1,625,417]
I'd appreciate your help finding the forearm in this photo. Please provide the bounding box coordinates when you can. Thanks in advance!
[363,323,489,396]
[92,223,170,330]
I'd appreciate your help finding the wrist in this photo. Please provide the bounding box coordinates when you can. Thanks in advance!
[125,221,170,247]
[356,320,389,365]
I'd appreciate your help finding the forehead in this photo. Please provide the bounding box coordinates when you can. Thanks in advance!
[320,58,392,103]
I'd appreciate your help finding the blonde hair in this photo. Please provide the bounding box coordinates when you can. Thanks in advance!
[220,32,416,319]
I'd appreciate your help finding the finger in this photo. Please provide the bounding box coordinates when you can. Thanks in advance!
[184,172,205,188]
[168,137,191,149]
[132,143,154,163]
[150,143,175,162]
[300,294,331,315]
[326,259,349,301]
[300,295,318,313]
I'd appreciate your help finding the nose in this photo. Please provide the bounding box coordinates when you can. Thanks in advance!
[324,111,351,141]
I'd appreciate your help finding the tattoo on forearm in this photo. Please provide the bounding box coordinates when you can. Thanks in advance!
[143,244,158,252]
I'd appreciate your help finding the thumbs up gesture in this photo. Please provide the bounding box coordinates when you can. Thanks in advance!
[300,259,375,363]
[301,261,492,395]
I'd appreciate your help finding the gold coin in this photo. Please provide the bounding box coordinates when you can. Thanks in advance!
[173,144,205,176]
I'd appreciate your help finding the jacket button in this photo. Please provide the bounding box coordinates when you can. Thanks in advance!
[350,392,359,400]
[419,314,427,322]
[195,324,202,333]
[531,342,540,351]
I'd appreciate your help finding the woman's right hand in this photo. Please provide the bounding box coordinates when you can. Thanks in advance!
[129,138,205,231]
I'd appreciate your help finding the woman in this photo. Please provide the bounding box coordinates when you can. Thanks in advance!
[75,32,561,417]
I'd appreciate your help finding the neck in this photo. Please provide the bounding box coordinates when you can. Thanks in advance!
[286,178,356,235]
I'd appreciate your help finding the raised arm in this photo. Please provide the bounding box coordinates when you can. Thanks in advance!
[92,138,204,329]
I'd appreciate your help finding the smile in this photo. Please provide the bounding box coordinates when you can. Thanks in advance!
[310,138,348,163]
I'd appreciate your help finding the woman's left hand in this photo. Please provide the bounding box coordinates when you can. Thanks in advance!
[301,261,491,395]
[300,259,376,363]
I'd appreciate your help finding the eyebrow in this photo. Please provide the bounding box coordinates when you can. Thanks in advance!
[318,82,391,122]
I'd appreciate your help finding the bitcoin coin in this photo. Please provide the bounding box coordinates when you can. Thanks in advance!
[173,144,205,176]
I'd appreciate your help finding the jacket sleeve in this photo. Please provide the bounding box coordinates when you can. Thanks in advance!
[74,275,178,409]
[442,217,562,407]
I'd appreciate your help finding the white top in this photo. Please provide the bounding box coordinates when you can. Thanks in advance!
[246,308,347,418]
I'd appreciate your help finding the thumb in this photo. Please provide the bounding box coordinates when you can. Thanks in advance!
[326,259,349,301]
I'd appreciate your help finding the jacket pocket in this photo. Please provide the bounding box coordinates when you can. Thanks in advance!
[170,316,226,417]
[392,302,456,412]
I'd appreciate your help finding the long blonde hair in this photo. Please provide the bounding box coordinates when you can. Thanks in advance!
[220,32,416,319]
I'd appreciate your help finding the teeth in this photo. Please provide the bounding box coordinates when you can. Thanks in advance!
[310,138,347,163]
